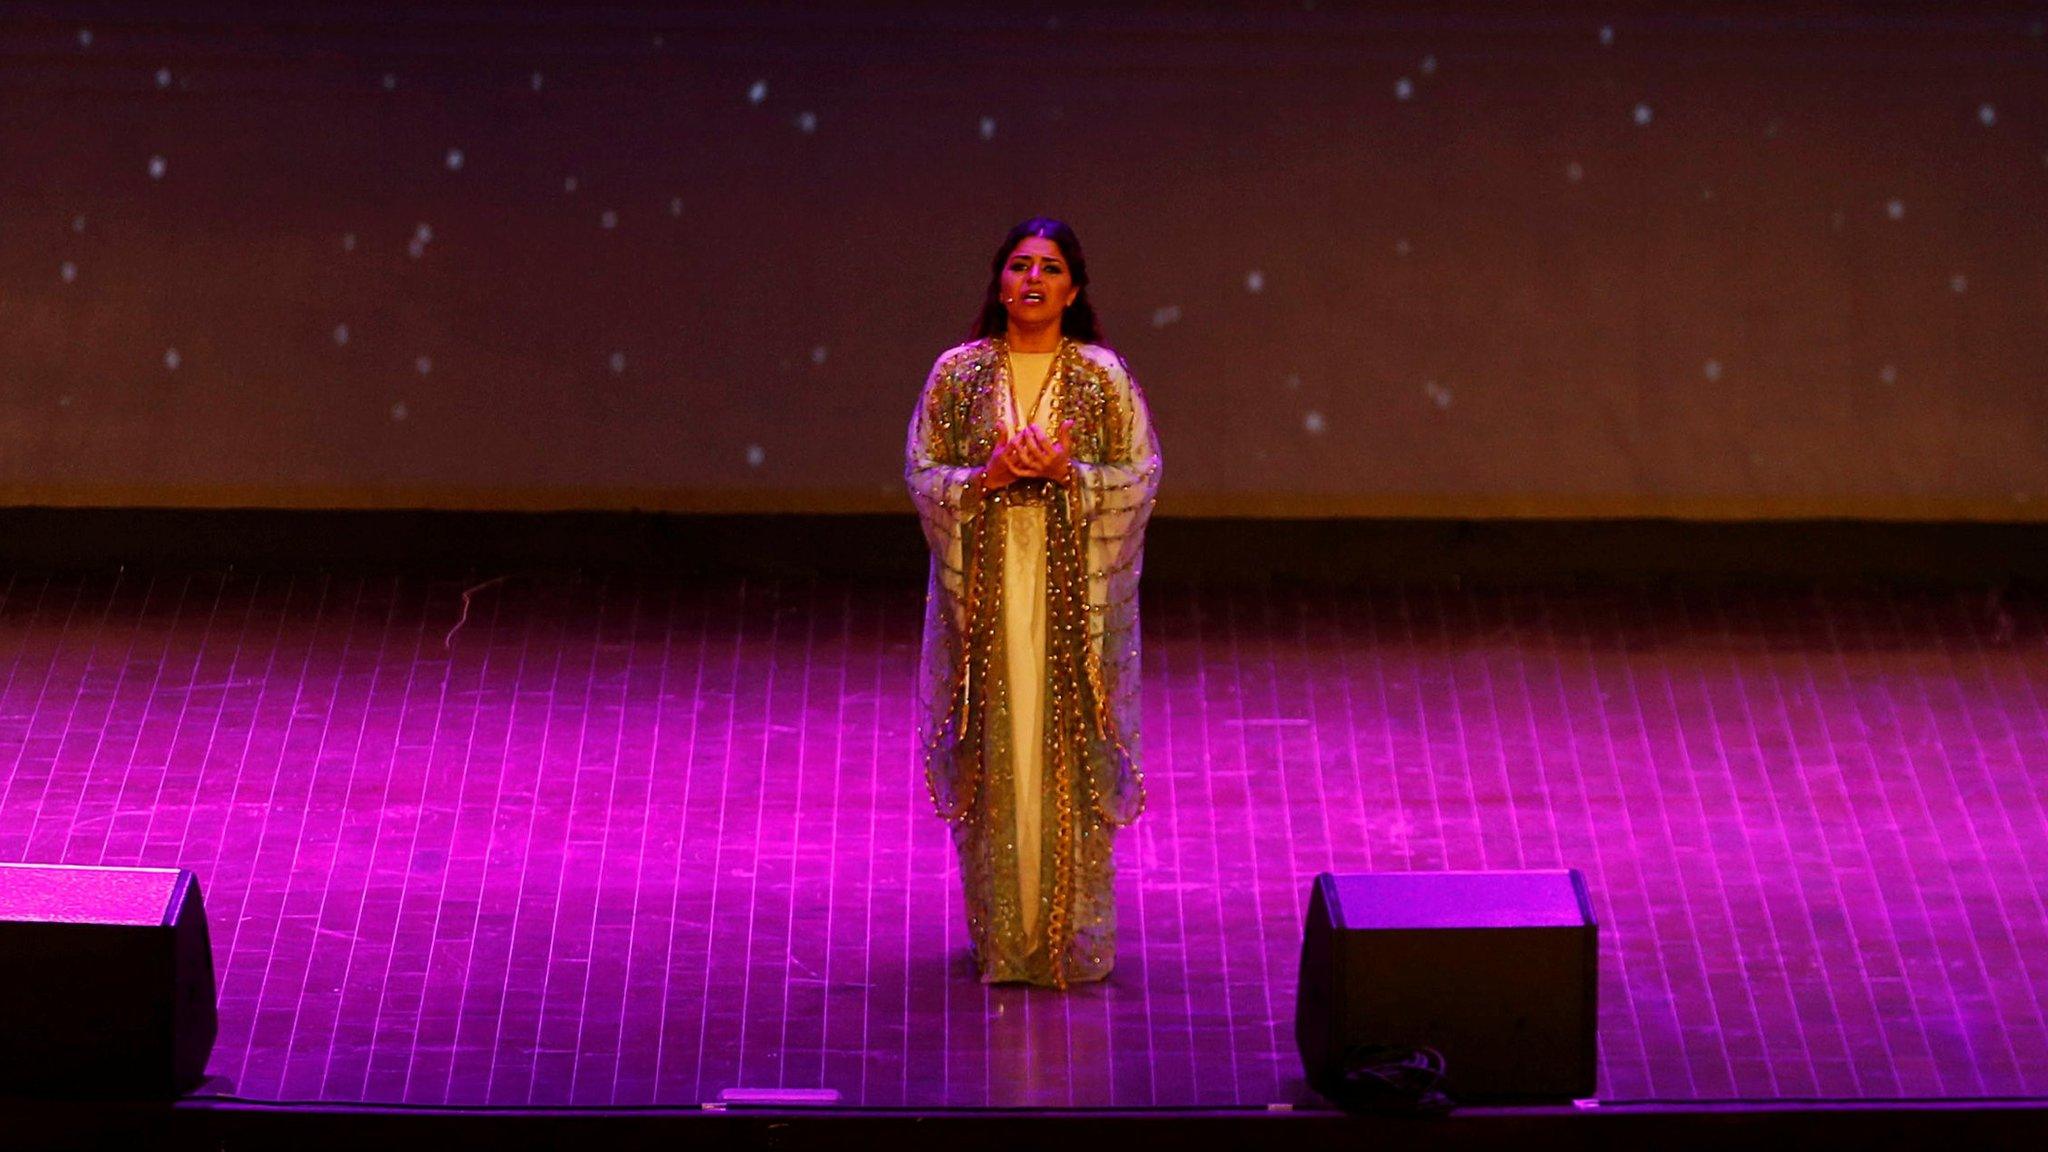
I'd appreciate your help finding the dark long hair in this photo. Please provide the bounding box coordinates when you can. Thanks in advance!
[969,217,1105,344]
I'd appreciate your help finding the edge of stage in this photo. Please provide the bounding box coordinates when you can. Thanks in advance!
[5,1097,2048,1151]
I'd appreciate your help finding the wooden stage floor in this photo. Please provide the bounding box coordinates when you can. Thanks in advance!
[1,569,2044,1110]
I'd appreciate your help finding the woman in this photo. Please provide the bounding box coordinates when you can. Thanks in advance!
[905,218,1161,987]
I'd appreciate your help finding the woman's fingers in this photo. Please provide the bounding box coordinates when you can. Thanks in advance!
[1045,442,1072,483]
[1027,426,1058,464]
[1013,431,1047,472]
[985,438,1019,488]
[996,426,1081,480]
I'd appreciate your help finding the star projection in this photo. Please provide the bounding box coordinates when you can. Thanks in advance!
[2,4,2043,518]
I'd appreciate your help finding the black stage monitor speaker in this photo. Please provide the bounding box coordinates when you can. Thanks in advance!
[0,862,218,1096]
[1296,869,1597,1102]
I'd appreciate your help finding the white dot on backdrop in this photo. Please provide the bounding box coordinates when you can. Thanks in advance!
[1394,77,1414,101]
[1566,161,1585,182]
[811,345,829,365]
[1599,25,1615,46]
[1150,304,1183,328]
[1245,270,1266,293]
[1303,410,1326,434]
[414,223,433,244]
[669,196,684,217]
[1394,238,1412,256]
[333,324,350,346]
[1420,55,1437,76]
[745,444,765,467]
[797,111,818,133]
[391,401,409,422]
[78,28,93,48]
[748,79,767,104]
[600,209,618,229]
[59,262,77,284]
[342,232,357,252]
[1950,274,1968,294]
[155,67,171,89]
[415,355,433,375]
[407,238,426,259]
[531,72,544,92]
[1879,364,1898,385]
[147,155,167,180]
[564,175,578,194]
[72,214,87,233]
[1704,359,1723,382]
[1424,380,1453,409]
[979,116,997,140]
[59,395,73,408]
[608,351,627,374]
[1886,199,1905,220]
[445,148,464,171]
[381,73,397,91]
[1284,373,1302,390]
[1632,103,1654,126]
[164,348,181,371]
[1978,103,1997,127]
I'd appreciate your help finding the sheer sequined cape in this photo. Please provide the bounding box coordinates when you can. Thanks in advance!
[904,338,1161,987]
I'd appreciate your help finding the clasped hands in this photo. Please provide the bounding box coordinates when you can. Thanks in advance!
[982,420,1075,490]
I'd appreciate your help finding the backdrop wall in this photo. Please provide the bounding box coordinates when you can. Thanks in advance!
[4,3,2044,518]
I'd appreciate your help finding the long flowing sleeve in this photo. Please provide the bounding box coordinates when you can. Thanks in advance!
[1071,353,1160,616]
[906,359,982,620]
[905,347,992,820]
[1067,349,1161,826]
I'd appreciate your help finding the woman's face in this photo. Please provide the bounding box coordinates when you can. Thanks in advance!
[1000,235,1080,330]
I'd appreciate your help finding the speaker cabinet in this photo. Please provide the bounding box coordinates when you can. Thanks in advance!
[0,863,218,1096]
[1296,869,1597,1101]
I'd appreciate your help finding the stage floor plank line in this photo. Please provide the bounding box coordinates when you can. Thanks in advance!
[2,571,2045,1107]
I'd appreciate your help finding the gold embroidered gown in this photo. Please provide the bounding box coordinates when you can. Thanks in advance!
[905,337,1160,987]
